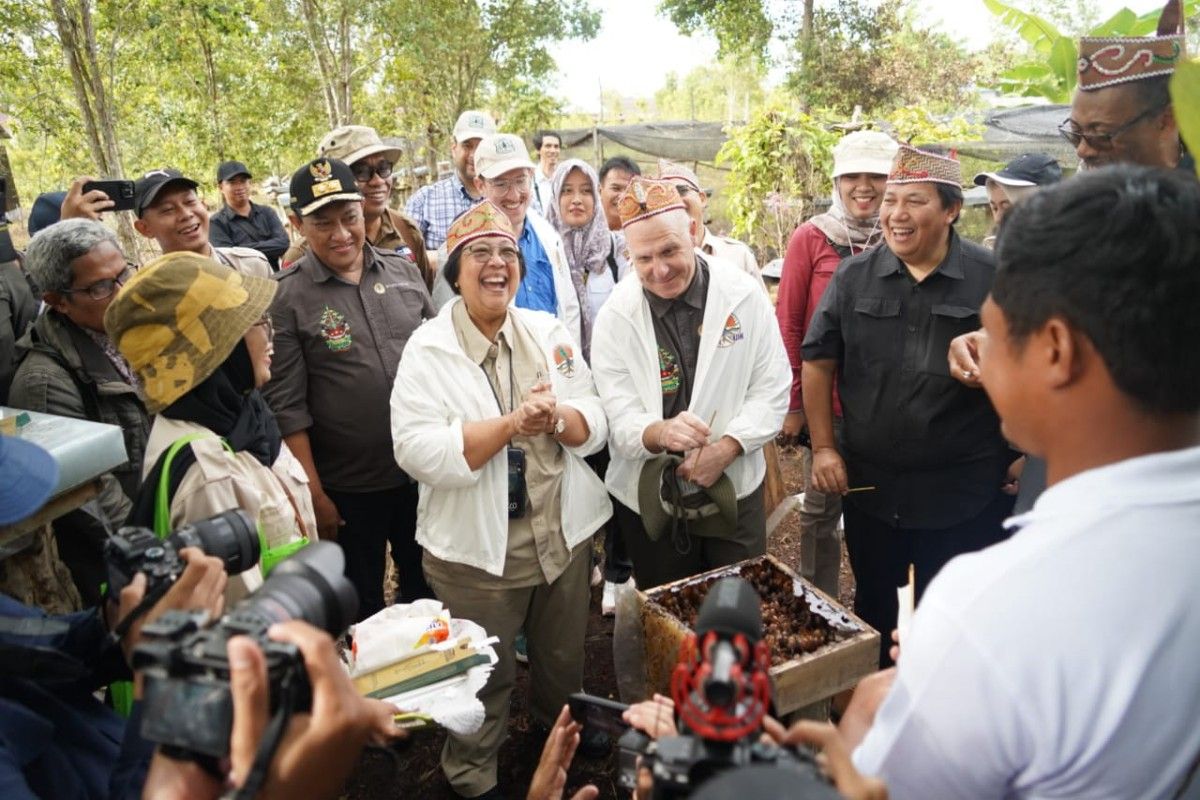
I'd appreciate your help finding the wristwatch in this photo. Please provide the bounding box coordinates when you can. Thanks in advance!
[553,414,567,437]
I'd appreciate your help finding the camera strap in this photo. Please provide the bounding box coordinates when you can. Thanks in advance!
[479,346,516,417]
[229,675,297,800]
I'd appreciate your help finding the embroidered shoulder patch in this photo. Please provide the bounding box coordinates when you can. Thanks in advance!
[659,346,681,395]
[717,313,744,348]
[319,305,352,351]
[553,343,575,377]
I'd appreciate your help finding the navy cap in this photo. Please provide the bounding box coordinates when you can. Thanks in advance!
[217,160,252,183]
[28,191,67,236]
[134,168,199,217]
[288,158,362,216]
[974,153,1063,188]
[0,434,58,525]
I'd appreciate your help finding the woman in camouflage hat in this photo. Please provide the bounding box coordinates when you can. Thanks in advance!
[105,251,315,601]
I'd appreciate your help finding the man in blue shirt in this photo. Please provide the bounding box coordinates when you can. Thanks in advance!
[462,133,581,347]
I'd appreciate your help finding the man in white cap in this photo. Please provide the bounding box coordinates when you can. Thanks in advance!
[448,133,581,344]
[657,159,764,289]
[283,125,431,287]
[406,110,497,251]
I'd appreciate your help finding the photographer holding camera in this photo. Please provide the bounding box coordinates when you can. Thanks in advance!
[0,433,227,798]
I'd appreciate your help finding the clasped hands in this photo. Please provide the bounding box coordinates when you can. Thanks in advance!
[509,382,561,437]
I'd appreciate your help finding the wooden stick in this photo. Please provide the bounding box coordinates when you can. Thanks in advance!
[846,485,877,493]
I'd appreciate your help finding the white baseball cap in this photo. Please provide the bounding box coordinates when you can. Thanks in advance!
[832,130,899,179]
[474,134,535,180]
[453,110,497,144]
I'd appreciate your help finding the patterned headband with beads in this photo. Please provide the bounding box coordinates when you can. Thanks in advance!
[616,176,687,229]
[887,145,963,188]
[1077,0,1186,91]
[444,200,517,256]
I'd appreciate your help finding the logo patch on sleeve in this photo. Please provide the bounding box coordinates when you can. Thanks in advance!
[553,343,575,377]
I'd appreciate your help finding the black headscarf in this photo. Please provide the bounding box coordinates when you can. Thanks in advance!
[160,339,282,465]
[128,341,281,528]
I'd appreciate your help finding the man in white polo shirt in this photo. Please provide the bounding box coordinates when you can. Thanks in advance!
[835,165,1200,799]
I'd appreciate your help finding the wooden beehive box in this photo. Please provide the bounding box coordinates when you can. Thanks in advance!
[638,554,879,715]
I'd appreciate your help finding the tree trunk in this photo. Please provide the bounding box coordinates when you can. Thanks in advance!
[300,0,342,128]
[800,0,815,112]
[47,0,140,259]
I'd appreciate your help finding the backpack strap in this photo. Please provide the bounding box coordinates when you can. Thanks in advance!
[153,433,234,538]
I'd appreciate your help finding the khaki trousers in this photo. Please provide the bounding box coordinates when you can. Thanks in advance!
[798,444,843,598]
[425,548,590,798]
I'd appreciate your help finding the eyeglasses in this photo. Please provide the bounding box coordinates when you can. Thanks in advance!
[1058,103,1166,150]
[251,314,274,343]
[674,184,694,197]
[486,175,531,195]
[62,264,136,301]
[465,243,520,264]
[351,160,393,182]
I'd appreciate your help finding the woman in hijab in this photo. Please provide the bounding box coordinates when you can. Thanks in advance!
[106,251,314,600]
[544,158,630,360]
[774,130,898,598]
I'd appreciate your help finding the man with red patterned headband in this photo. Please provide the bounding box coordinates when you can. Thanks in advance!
[802,146,1018,667]
[590,176,790,589]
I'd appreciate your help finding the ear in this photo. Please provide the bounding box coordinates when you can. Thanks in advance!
[1040,316,1087,391]
[43,290,69,316]
[287,214,303,232]
[1158,104,1179,136]
[474,176,486,195]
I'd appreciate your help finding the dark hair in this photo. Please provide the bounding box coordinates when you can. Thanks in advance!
[532,130,561,150]
[599,156,641,183]
[935,182,964,224]
[993,165,1200,414]
[443,241,527,295]
[1129,74,1172,116]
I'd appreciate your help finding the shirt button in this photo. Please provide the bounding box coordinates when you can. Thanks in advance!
[907,325,916,333]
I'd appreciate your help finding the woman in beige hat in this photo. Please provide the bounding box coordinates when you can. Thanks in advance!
[775,129,898,598]
[105,251,315,600]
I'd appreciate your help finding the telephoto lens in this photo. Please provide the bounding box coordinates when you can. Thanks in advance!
[171,508,261,577]
[134,542,359,759]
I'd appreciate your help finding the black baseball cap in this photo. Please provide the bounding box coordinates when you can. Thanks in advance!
[216,160,252,183]
[288,158,362,216]
[134,168,199,217]
[973,153,1063,188]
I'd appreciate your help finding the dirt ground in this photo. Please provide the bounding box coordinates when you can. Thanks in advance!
[346,445,850,799]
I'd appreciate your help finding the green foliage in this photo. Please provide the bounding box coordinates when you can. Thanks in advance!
[885,107,985,145]
[715,105,838,257]
[984,0,1200,103]
[788,0,982,115]
[1172,60,1200,178]
[653,59,766,123]
[657,0,776,60]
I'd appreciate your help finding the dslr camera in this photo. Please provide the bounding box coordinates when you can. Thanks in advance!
[132,541,358,759]
[104,509,261,600]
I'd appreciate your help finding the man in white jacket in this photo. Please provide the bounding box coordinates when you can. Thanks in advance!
[591,177,790,589]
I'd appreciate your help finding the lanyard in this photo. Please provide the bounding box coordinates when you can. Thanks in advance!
[479,342,516,415]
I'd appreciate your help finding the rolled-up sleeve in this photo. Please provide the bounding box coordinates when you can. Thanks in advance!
[263,286,312,435]
[389,342,481,489]
[801,271,843,363]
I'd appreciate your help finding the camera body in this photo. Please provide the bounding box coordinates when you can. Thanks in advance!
[625,731,821,799]
[132,541,357,759]
[103,509,260,600]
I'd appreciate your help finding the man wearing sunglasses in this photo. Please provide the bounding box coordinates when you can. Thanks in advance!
[282,125,431,289]
[1060,0,1190,173]
[7,219,151,608]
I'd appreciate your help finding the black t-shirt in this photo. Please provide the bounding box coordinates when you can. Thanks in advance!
[802,230,1013,529]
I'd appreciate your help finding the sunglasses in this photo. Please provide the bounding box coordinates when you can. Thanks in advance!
[61,264,137,301]
[351,160,393,182]
[251,314,274,343]
[1057,103,1166,151]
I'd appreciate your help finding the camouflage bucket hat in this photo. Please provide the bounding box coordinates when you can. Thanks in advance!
[104,251,277,414]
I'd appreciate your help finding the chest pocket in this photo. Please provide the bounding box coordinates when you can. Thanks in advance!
[379,282,430,344]
[851,297,902,365]
[922,303,979,376]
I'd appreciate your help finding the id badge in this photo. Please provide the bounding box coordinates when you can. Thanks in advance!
[507,446,527,519]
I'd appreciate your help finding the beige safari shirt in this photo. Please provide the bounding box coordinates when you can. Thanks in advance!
[142,416,317,603]
[212,245,272,279]
[700,227,767,291]
[422,303,584,588]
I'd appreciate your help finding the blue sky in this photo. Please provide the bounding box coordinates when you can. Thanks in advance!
[549,0,1167,112]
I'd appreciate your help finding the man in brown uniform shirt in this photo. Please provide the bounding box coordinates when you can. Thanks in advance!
[265,157,435,618]
[282,125,432,289]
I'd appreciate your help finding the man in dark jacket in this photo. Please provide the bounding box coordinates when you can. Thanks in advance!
[8,219,149,605]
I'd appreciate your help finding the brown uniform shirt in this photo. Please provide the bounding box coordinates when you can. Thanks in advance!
[282,208,432,289]
[264,244,434,492]
[423,303,582,587]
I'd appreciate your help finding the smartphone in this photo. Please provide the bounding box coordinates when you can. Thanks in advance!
[568,692,631,738]
[82,179,137,212]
